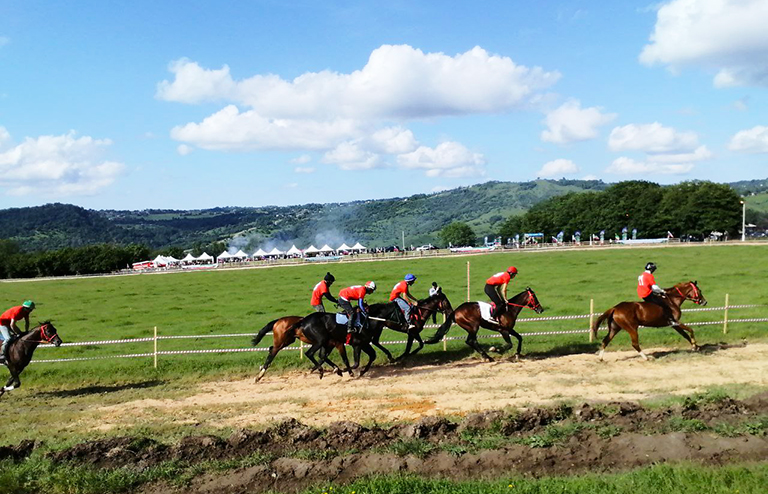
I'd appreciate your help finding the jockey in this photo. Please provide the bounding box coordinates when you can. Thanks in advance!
[0,300,35,358]
[338,281,376,333]
[311,272,338,312]
[390,274,418,328]
[485,267,517,319]
[638,262,677,325]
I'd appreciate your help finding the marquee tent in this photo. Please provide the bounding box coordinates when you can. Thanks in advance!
[181,253,196,263]
[267,247,284,256]
[337,243,352,251]
[303,245,320,255]
[233,250,249,259]
[217,251,233,262]
[253,248,268,257]
[197,252,214,262]
[286,245,302,256]
[351,242,366,251]
[319,244,334,253]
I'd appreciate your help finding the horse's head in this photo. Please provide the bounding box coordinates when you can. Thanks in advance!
[526,287,545,314]
[433,289,453,315]
[39,321,62,347]
[670,281,707,306]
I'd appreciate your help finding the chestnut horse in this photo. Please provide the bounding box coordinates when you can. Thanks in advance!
[425,288,544,361]
[1,321,62,398]
[591,281,707,361]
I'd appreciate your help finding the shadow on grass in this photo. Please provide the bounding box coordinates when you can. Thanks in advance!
[38,380,166,397]
[648,341,746,360]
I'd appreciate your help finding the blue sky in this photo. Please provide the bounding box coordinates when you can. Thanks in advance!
[1,0,767,210]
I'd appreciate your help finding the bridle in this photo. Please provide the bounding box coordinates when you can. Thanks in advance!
[507,289,541,311]
[24,323,59,344]
[675,282,702,305]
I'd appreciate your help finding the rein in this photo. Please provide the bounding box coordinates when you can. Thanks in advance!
[18,324,57,344]
[675,283,701,305]
[506,290,540,311]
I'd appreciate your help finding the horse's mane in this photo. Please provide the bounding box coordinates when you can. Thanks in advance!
[17,321,53,337]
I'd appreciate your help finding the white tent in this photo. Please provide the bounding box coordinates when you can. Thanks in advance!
[152,255,168,267]
[286,245,302,256]
[181,253,196,263]
[319,244,334,253]
[303,245,319,254]
[267,247,284,256]
[337,243,352,251]
[351,242,366,251]
[197,252,214,262]
[165,256,180,264]
[253,248,268,257]
[233,249,249,259]
[217,251,233,262]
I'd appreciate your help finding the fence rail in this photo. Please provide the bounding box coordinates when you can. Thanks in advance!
[29,295,765,365]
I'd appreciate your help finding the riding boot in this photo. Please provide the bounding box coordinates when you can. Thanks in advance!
[346,316,354,334]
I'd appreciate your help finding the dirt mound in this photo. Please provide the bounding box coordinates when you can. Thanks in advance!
[32,393,768,493]
[0,440,35,462]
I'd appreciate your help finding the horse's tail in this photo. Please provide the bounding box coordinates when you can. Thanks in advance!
[424,311,454,344]
[252,319,279,347]
[591,308,614,340]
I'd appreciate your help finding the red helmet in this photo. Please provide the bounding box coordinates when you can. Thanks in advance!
[507,266,518,274]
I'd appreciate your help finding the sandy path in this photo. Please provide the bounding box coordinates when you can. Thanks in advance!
[95,343,768,431]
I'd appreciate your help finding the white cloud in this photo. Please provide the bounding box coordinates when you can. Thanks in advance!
[369,127,418,154]
[0,130,124,196]
[729,125,768,153]
[290,154,312,164]
[397,141,486,178]
[537,159,580,178]
[294,166,315,174]
[322,141,382,170]
[177,144,192,156]
[640,0,768,87]
[650,145,712,162]
[158,45,560,120]
[606,156,694,175]
[608,122,699,154]
[731,97,749,111]
[541,100,616,144]
[0,126,10,147]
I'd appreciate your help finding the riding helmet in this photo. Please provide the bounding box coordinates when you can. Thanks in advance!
[404,273,417,282]
[645,262,657,273]
[365,280,376,291]
[324,272,335,284]
[507,266,518,275]
[22,300,35,310]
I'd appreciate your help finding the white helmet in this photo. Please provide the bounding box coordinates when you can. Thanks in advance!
[365,280,376,291]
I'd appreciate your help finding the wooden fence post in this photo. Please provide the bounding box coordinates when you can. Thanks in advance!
[723,293,730,334]
[153,326,158,369]
[300,340,304,359]
[589,299,595,342]
[442,312,447,351]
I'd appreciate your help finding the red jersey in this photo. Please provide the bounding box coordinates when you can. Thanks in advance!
[486,271,511,286]
[0,306,24,326]
[389,280,408,301]
[339,285,367,301]
[311,280,330,305]
[637,271,656,298]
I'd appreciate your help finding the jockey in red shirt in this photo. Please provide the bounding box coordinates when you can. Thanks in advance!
[485,267,517,319]
[338,281,376,333]
[311,272,338,312]
[390,274,418,328]
[1,300,35,358]
[638,262,677,325]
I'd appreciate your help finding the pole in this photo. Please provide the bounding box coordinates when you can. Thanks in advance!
[402,231,405,251]
[442,312,447,351]
[723,293,730,334]
[153,326,158,369]
[741,201,746,242]
[467,261,471,302]
[589,299,595,342]
[300,340,304,359]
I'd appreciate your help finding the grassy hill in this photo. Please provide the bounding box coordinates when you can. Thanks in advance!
[0,179,607,252]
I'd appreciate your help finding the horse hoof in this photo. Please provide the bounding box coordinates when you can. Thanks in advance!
[514,353,521,361]
[485,357,495,362]
[488,346,497,353]
[692,345,701,352]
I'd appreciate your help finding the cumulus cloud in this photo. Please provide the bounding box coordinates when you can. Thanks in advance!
[729,125,768,153]
[0,128,124,196]
[369,127,418,154]
[294,166,315,174]
[177,144,192,156]
[537,159,580,178]
[606,156,694,175]
[397,141,486,178]
[290,154,312,164]
[541,100,616,144]
[322,141,382,170]
[158,45,560,120]
[640,0,768,87]
[608,122,700,154]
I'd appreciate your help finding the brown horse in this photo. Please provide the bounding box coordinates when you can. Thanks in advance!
[591,281,707,361]
[425,288,544,361]
[1,321,62,398]
[251,315,350,382]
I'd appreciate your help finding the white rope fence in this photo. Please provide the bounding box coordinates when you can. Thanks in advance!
[30,296,765,365]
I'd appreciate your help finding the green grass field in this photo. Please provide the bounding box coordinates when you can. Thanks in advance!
[1,243,767,391]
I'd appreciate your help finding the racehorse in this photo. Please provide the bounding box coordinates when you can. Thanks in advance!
[359,289,453,366]
[590,281,706,361]
[289,311,378,378]
[425,288,544,361]
[0,321,62,398]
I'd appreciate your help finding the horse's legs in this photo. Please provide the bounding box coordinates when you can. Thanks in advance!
[493,327,523,358]
[334,343,353,376]
[1,373,17,395]
[371,332,395,363]
[304,344,325,378]
[672,323,699,351]
[625,327,648,361]
[358,343,377,377]
[466,329,494,362]
[409,332,425,356]
[599,321,622,360]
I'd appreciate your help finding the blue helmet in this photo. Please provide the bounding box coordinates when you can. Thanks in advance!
[404,273,416,282]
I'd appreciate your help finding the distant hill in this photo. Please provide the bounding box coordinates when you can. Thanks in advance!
[0,179,607,252]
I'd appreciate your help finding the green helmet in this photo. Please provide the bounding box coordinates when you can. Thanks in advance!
[22,300,35,310]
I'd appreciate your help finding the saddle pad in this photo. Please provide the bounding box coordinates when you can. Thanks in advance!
[477,302,496,322]
[335,313,349,325]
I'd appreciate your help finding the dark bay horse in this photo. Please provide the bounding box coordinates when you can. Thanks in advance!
[591,281,707,361]
[1,321,62,398]
[425,288,544,361]
[360,289,453,366]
